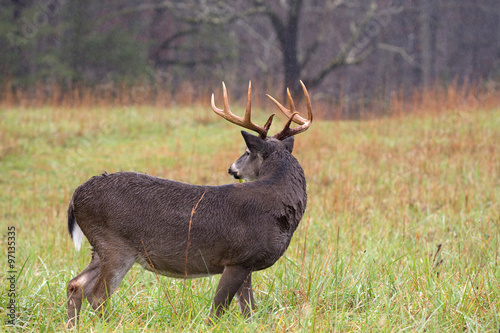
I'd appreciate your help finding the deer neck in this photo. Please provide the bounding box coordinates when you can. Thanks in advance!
[257,151,307,232]
[259,151,305,183]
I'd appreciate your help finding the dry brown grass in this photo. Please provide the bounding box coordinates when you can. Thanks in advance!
[2,79,499,120]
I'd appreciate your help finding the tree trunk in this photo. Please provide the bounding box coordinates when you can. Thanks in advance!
[419,0,434,86]
[267,0,303,102]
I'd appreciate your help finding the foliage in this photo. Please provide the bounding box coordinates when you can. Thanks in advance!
[1,1,150,86]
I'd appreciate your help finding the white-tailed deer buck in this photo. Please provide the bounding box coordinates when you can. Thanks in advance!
[66,81,313,326]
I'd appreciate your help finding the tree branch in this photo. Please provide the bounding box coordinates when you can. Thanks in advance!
[378,43,418,67]
[101,1,267,25]
[150,28,200,64]
[155,56,222,68]
[159,28,198,50]
[307,1,378,88]
[299,39,321,70]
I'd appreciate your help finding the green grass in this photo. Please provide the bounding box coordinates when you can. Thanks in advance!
[1,104,499,332]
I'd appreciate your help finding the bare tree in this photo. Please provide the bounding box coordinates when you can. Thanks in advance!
[126,1,400,100]
[258,0,382,96]
[213,1,401,100]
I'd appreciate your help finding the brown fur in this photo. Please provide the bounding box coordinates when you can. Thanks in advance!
[66,133,306,326]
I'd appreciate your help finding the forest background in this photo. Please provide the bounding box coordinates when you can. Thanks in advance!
[2,0,500,115]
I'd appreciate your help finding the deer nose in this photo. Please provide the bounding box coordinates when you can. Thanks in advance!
[228,167,240,179]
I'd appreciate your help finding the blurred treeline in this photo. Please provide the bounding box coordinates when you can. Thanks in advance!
[1,0,499,116]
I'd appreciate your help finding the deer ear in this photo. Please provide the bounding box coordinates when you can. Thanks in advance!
[282,136,294,153]
[241,131,265,153]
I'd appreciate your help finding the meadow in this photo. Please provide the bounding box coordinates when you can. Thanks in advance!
[0,90,499,331]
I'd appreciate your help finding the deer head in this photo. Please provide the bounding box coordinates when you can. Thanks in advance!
[211,81,313,181]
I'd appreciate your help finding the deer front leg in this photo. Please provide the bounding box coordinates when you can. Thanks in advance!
[210,266,252,319]
[236,272,256,317]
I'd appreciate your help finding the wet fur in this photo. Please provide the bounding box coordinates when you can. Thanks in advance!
[66,133,306,325]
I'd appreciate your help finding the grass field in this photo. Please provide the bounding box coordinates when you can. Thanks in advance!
[0,101,499,332]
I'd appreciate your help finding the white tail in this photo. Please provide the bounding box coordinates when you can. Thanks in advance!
[71,222,84,251]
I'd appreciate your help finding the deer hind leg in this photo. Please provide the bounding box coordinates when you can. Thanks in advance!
[210,266,253,320]
[67,251,101,327]
[236,272,256,318]
[85,251,135,320]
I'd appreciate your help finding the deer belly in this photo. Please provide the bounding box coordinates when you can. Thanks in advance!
[135,256,224,279]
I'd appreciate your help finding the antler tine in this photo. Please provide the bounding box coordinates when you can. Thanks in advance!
[270,81,313,140]
[211,81,272,138]
[244,81,252,123]
[266,82,310,126]
[263,113,275,132]
[301,80,313,125]
[287,88,296,115]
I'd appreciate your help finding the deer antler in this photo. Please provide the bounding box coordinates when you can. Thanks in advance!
[211,81,275,139]
[267,81,313,140]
